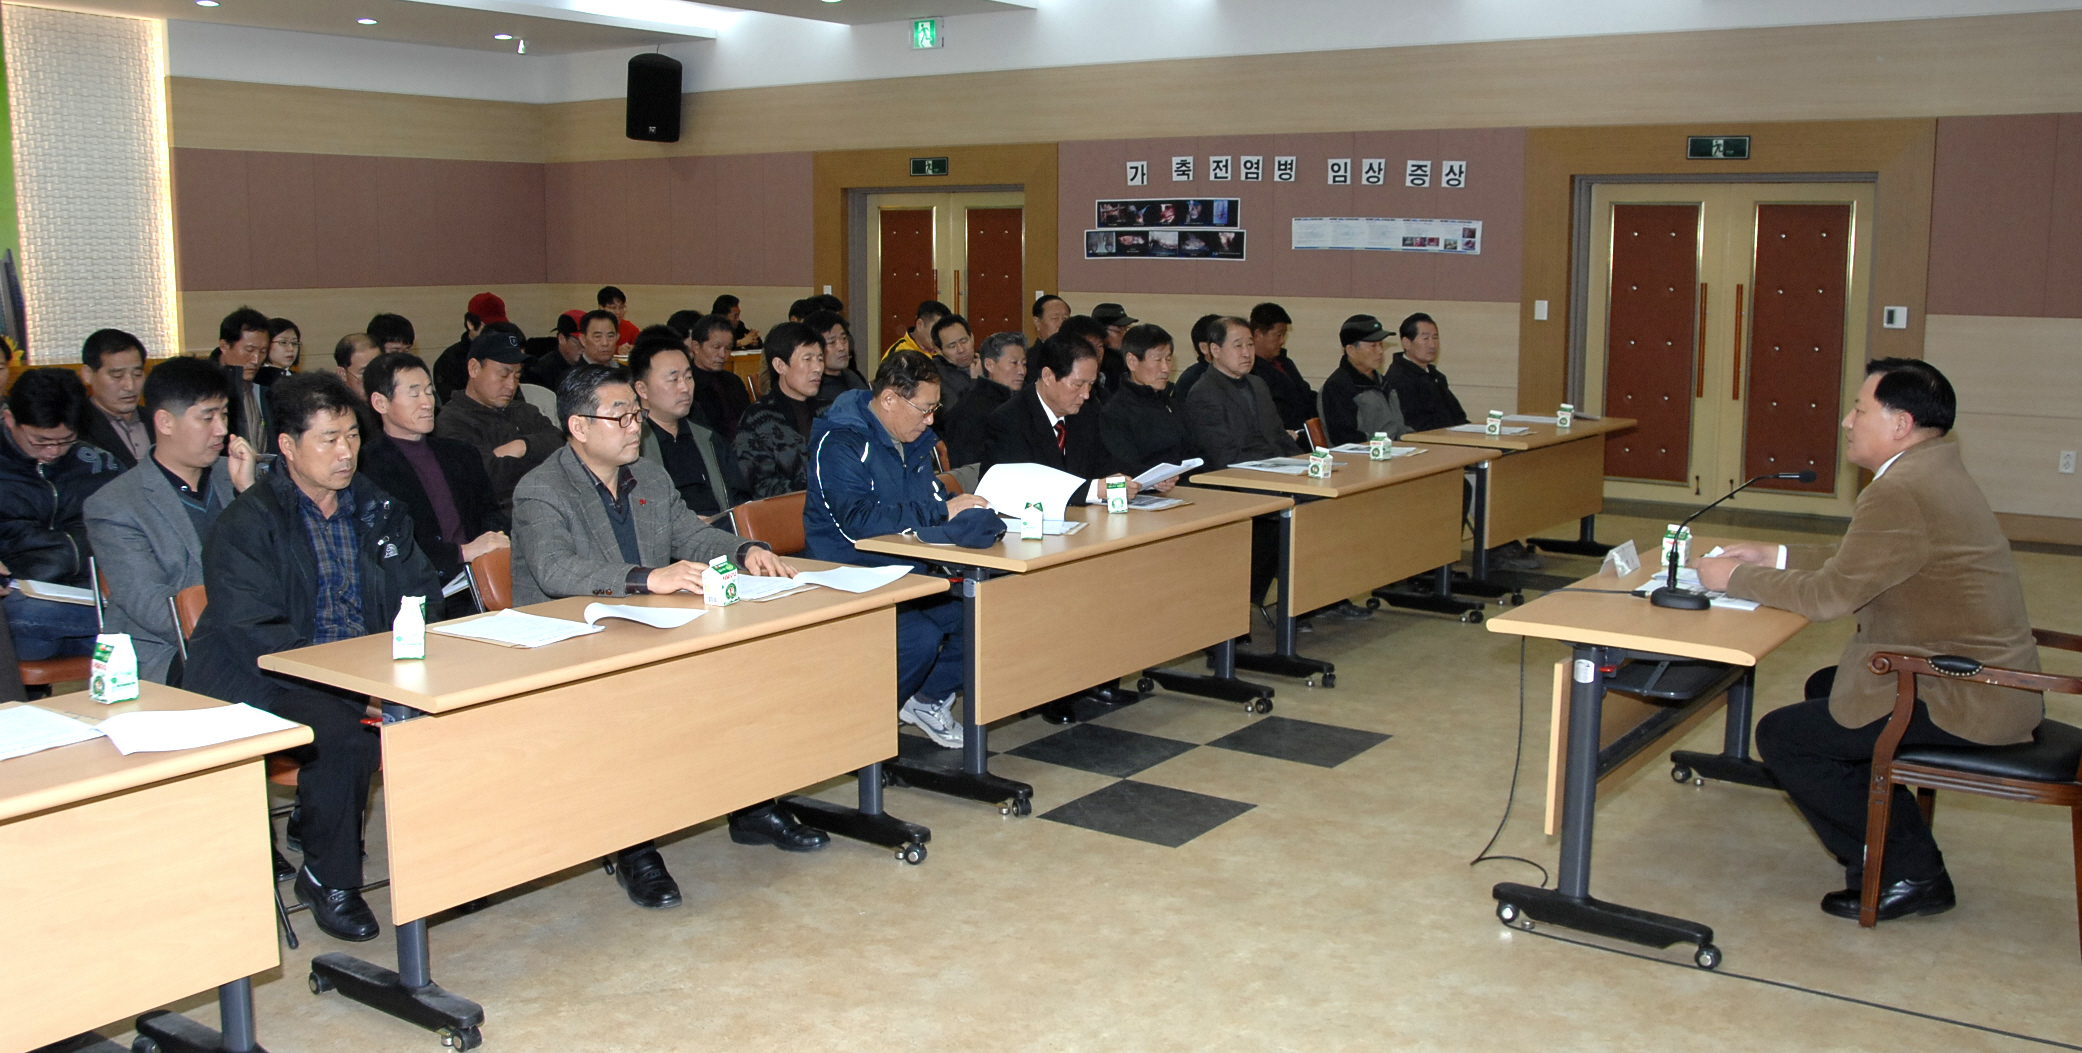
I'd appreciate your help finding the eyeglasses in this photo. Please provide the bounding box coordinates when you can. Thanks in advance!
[19,432,76,451]
[576,411,644,429]
[901,396,940,416]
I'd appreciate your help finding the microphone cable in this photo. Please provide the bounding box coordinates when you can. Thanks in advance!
[1468,635,1551,887]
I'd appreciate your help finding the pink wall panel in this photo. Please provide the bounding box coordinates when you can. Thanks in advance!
[1926,115,2060,317]
[172,149,252,291]
[2045,114,2082,319]
[540,152,814,292]
[760,153,816,289]
[309,156,384,290]
[242,152,318,290]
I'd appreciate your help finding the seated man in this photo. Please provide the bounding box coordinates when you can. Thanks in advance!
[84,358,257,684]
[596,286,640,353]
[436,329,564,516]
[432,292,503,403]
[883,299,948,361]
[216,306,275,455]
[1183,315,1296,614]
[938,331,1024,468]
[984,334,1144,506]
[1383,312,1468,433]
[807,310,868,401]
[1697,358,2040,922]
[1247,302,1316,432]
[1171,314,1223,402]
[0,368,123,662]
[577,309,622,368]
[805,349,986,748]
[367,312,416,356]
[185,372,441,942]
[930,314,977,411]
[1100,323,1194,479]
[511,364,820,909]
[733,322,830,498]
[523,310,586,394]
[78,328,150,468]
[631,328,748,519]
[713,293,763,349]
[1090,302,1137,397]
[1317,314,1407,445]
[1032,294,1071,344]
[682,313,752,440]
[358,352,510,618]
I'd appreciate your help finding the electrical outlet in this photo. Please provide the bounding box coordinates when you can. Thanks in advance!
[2062,451,2077,475]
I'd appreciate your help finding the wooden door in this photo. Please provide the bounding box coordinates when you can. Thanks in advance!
[1602,204,1700,484]
[1742,204,1851,494]
[965,207,1024,341]
[878,209,936,357]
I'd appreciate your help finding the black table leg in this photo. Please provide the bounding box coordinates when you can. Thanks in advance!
[132,978,269,1053]
[1148,637,1276,713]
[1492,643,1722,969]
[1669,667,1779,789]
[1533,514,1614,558]
[1233,509,1338,685]
[885,571,1033,815]
[782,762,932,864]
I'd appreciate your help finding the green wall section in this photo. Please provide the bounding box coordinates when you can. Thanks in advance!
[0,20,16,265]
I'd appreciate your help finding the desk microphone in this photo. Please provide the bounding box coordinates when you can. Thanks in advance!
[1649,470,1817,610]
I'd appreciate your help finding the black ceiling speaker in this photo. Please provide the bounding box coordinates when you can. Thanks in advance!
[626,53,683,143]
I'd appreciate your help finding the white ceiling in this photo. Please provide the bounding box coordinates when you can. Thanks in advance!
[692,0,1036,26]
[47,0,701,54]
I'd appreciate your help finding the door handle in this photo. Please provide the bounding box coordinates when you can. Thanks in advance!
[1731,283,1746,400]
[932,268,940,299]
[953,269,962,316]
[1694,282,1708,399]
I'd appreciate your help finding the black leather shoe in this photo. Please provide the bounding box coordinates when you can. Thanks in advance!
[729,805,831,852]
[1820,871,1956,921]
[607,845,682,909]
[284,806,302,855]
[1038,697,1079,725]
[294,867,380,942]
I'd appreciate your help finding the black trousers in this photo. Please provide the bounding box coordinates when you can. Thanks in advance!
[1756,666,1975,883]
[267,688,380,889]
[1250,516,1280,609]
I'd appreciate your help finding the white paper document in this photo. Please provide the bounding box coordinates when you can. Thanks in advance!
[795,565,914,593]
[975,463,1087,521]
[1228,458,1312,475]
[731,576,818,602]
[1502,414,1559,424]
[582,603,705,628]
[432,609,604,648]
[1132,458,1202,488]
[0,703,103,761]
[997,517,1085,536]
[1328,444,1426,458]
[17,579,95,606]
[1129,495,1186,510]
[1445,424,1532,435]
[94,703,301,756]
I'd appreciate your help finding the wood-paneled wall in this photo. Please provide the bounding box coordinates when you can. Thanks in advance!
[170,79,544,162]
[1927,114,2082,318]
[1924,314,2082,541]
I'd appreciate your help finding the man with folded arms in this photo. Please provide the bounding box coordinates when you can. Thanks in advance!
[511,364,822,910]
[1695,358,2040,923]
[437,329,564,516]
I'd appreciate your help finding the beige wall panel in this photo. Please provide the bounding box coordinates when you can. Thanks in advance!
[1951,413,2082,521]
[539,13,2082,163]
[1925,314,2082,422]
[170,78,545,162]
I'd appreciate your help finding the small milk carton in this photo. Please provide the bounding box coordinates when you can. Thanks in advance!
[392,595,426,660]
[1661,524,1692,571]
[1368,432,1391,460]
[1557,403,1575,429]
[1307,447,1333,479]
[1105,475,1129,513]
[1484,409,1504,437]
[1019,500,1045,540]
[89,633,139,704]
[703,555,741,606]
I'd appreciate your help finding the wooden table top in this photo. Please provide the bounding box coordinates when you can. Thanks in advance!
[1193,443,1494,499]
[854,485,1292,574]
[258,557,948,714]
[1483,544,1809,666]
[1402,415,1636,452]
[0,683,312,823]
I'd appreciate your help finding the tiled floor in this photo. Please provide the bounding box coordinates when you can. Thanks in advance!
[71,514,2082,1052]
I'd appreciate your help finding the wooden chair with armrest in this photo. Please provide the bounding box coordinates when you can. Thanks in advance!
[729,491,807,557]
[466,547,515,613]
[936,472,963,497]
[1863,627,2082,950]
[1302,417,1329,449]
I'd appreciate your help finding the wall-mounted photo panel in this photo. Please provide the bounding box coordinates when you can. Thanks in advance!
[1096,198,1243,228]
[1085,228,1246,260]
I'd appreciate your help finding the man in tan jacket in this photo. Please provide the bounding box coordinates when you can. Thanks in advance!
[1696,358,2039,923]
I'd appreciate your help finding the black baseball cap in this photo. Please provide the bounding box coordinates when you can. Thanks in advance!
[1339,314,1393,346]
[1092,303,1138,328]
[469,329,528,363]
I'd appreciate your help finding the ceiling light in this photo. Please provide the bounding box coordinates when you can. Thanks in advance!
[822,0,841,4]
[194,1,219,6]
[356,17,378,24]
[493,33,513,40]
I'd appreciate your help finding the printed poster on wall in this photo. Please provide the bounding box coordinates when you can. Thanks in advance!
[1291,217,1482,254]
[1097,198,1240,228]
[1086,228,1246,260]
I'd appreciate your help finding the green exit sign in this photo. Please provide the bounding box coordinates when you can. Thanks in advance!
[1686,135,1751,160]
[913,18,942,49]
[910,157,949,177]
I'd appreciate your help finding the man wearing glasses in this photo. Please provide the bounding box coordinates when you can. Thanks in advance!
[509,363,817,912]
[0,368,122,667]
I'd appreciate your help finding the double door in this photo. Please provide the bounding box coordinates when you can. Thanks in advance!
[866,191,1025,356]
[1583,182,1874,516]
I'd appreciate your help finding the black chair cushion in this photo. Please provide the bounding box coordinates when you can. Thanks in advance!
[1897,719,2082,783]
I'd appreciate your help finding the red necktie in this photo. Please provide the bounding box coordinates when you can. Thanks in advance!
[1053,421,1067,453]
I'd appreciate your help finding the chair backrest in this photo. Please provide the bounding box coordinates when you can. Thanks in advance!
[730,491,807,556]
[169,584,207,664]
[741,372,760,402]
[89,556,106,629]
[934,440,951,472]
[467,547,515,612]
[936,471,964,497]
[1302,417,1329,449]
[517,383,558,419]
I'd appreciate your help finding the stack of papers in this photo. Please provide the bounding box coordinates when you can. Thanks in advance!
[581,603,704,628]
[0,704,102,760]
[997,518,1086,536]
[975,463,1086,521]
[1129,495,1187,510]
[1133,459,1202,487]
[1446,424,1532,435]
[1328,444,1426,458]
[795,565,914,593]
[433,609,603,648]
[95,704,302,756]
[1228,458,1312,475]
[732,576,817,602]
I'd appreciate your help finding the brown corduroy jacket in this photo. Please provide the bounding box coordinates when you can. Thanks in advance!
[1727,438,2040,744]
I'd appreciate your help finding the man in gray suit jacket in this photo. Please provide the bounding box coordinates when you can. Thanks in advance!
[83,358,256,683]
[510,363,827,909]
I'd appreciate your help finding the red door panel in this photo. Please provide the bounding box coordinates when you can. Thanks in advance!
[965,207,1024,342]
[1604,204,1700,484]
[1743,203,1849,493]
[879,209,936,357]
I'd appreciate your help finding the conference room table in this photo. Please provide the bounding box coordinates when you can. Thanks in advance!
[257,562,947,1049]
[1192,443,1498,686]
[1482,551,1807,968]
[855,486,1292,814]
[2,684,312,1053]
[1401,415,1636,591]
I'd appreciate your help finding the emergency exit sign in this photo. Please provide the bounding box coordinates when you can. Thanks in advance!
[913,18,942,49]
[910,157,949,177]
[1687,135,1751,160]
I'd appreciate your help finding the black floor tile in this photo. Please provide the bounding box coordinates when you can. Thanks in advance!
[1207,716,1389,768]
[894,729,985,770]
[1040,779,1255,848]
[1007,723,1198,778]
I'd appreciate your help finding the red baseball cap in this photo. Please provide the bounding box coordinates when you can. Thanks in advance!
[467,292,508,324]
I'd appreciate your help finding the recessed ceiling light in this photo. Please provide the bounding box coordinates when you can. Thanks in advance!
[194,1,220,6]
[356,17,378,25]
[822,0,842,4]
[493,33,513,40]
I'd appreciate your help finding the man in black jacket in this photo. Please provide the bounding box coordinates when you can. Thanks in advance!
[186,372,441,943]
[436,330,565,515]
[1248,302,1317,432]
[1100,323,1194,479]
[0,368,121,662]
[358,352,510,617]
[1383,312,1468,433]
[984,335,1140,506]
[1318,314,1407,445]
[78,328,149,468]
[216,306,276,456]
[938,331,1024,468]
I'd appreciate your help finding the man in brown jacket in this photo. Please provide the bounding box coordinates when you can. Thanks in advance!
[1696,358,2039,922]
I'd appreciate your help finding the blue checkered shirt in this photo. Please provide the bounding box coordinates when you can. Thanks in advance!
[297,485,365,646]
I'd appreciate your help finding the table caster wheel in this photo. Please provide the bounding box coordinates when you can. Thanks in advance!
[1015,797,1032,817]
[1462,610,1484,624]
[441,1024,483,1050]
[1000,802,1014,816]
[1365,597,1382,610]
[1694,944,1722,970]
[1509,592,1525,606]
[308,970,334,995]
[1137,677,1155,694]
[1670,765,1694,785]
[1496,901,1522,926]
[897,842,927,864]
[132,1038,162,1053]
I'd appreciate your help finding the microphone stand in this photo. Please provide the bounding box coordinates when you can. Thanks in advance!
[1649,470,1817,610]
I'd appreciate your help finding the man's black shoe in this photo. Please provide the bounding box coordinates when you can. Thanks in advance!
[1318,599,1374,621]
[1038,697,1079,725]
[607,845,682,909]
[729,804,830,852]
[294,867,380,942]
[1820,871,1956,921]
[284,806,302,855]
